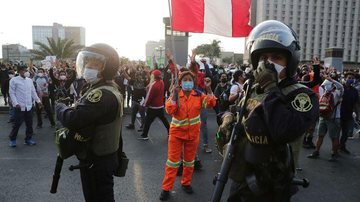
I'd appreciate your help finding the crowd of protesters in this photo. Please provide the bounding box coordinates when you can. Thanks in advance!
[0,50,359,201]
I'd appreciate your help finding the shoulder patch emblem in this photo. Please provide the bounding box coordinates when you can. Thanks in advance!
[86,89,102,103]
[291,93,312,112]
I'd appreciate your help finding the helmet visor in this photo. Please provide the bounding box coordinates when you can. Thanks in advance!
[76,51,106,78]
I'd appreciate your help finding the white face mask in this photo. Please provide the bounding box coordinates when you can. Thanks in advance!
[267,59,286,83]
[38,73,44,77]
[83,68,99,84]
[24,72,30,78]
[59,75,67,80]
[9,74,14,79]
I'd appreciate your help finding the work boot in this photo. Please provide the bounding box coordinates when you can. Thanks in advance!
[126,124,135,129]
[159,190,170,201]
[181,185,194,194]
[307,151,319,159]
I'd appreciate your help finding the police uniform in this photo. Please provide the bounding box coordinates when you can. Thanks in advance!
[56,80,123,202]
[227,78,319,202]
[222,20,320,202]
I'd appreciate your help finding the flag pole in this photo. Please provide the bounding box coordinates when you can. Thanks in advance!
[167,0,180,107]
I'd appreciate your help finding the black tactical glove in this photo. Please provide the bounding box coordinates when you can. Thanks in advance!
[254,61,277,92]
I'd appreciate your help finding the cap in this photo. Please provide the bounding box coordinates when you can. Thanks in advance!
[152,69,162,78]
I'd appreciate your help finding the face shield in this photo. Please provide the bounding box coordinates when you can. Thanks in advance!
[75,51,106,79]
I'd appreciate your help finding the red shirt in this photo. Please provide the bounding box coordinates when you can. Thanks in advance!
[144,79,165,108]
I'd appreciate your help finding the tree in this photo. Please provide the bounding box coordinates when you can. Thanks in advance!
[194,40,221,61]
[30,37,83,60]
[222,57,233,64]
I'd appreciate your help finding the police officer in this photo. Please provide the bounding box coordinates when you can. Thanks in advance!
[226,20,319,201]
[56,43,123,202]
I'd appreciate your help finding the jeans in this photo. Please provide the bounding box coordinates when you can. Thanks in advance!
[142,108,169,137]
[200,108,208,145]
[9,105,15,122]
[340,118,355,147]
[9,108,34,141]
[130,101,145,125]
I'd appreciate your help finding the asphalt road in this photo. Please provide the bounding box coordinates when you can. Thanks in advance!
[0,110,360,202]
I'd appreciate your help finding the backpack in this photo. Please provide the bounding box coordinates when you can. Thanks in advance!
[218,85,232,111]
[319,92,336,119]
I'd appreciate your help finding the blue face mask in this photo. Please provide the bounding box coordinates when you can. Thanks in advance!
[182,81,194,91]
[346,79,354,86]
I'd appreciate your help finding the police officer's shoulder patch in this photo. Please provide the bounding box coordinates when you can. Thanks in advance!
[291,93,312,112]
[86,89,102,103]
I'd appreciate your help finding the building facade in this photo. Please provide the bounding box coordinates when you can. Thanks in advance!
[145,40,165,68]
[249,0,360,63]
[32,23,85,50]
[2,44,31,63]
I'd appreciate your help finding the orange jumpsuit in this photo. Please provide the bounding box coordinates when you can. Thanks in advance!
[162,89,216,191]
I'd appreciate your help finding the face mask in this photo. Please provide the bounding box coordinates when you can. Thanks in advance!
[182,81,194,91]
[83,68,99,84]
[59,75,67,80]
[9,74,14,79]
[346,79,354,86]
[221,78,227,83]
[267,59,286,82]
[1,68,5,71]
[38,73,44,77]
[24,72,30,78]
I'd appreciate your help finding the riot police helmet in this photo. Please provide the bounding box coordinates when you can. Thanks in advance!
[76,43,119,82]
[246,20,300,78]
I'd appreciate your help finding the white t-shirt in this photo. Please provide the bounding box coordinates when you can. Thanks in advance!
[230,82,243,95]
[319,79,344,119]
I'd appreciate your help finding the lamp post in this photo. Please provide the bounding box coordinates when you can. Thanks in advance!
[155,45,165,66]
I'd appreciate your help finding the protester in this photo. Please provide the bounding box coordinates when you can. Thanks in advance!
[138,69,170,140]
[159,70,216,201]
[8,65,42,147]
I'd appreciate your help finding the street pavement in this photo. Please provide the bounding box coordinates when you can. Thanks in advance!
[0,107,360,202]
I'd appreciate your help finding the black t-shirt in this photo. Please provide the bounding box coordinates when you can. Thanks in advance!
[341,86,359,120]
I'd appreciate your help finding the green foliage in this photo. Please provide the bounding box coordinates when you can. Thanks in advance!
[222,57,233,64]
[30,37,83,60]
[194,40,221,61]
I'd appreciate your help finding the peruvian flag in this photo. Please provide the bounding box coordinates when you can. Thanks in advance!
[171,0,253,37]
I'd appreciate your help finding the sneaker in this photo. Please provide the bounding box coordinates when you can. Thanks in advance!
[24,139,36,146]
[9,140,16,147]
[126,124,135,129]
[340,147,350,154]
[307,151,319,159]
[203,144,212,153]
[159,190,170,201]
[137,135,149,140]
[181,185,194,194]
[328,154,338,162]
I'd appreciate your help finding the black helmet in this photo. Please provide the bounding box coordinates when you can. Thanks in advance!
[247,20,300,77]
[76,43,119,81]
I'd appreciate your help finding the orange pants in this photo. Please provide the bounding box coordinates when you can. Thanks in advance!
[162,135,199,191]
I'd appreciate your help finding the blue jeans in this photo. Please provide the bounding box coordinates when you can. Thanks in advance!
[200,108,208,145]
[9,108,34,141]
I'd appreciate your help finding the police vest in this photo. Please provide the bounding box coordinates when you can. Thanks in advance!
[86,85,124,156]
[228,83,308,182]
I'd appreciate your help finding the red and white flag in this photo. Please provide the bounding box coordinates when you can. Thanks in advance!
[171,0,252,37]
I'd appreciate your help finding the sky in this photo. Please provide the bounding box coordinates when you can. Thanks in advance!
[0,0,246,61]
